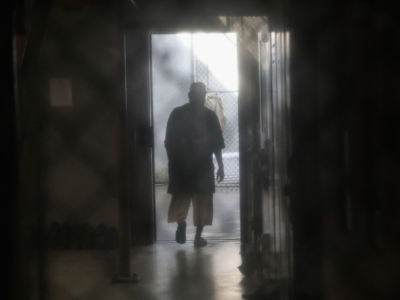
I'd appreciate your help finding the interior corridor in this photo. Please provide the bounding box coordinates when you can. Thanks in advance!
[45,241,249,300]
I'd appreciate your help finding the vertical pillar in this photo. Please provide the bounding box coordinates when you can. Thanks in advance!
[112,0,139,283]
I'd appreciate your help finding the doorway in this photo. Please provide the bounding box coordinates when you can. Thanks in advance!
[151,32,241,241]
[123,16,294,299]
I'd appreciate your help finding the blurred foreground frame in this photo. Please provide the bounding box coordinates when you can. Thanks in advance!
[9,0,400,300]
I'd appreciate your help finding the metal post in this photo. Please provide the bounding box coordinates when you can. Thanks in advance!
[112,0,139,283]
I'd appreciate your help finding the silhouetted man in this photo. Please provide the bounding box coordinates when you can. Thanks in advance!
[165,82,225,247]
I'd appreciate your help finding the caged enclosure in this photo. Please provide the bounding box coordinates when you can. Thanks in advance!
[151,33,241,241]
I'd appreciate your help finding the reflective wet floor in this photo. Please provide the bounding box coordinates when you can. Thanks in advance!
[46,241,249,300]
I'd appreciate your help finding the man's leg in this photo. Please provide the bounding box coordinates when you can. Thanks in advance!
[195,225,203,240]
[192,194,213,247]
[168,193,191,244]
[176,221,186,244]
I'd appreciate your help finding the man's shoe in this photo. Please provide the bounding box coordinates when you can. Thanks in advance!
[194,237,207,248]
[175,222,186,244]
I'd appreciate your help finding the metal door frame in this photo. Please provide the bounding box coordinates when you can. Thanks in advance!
[123,17,269,246]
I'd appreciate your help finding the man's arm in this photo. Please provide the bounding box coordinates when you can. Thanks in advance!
[215,149,224,182]
[210,110,225,183]
[164,109,176,160]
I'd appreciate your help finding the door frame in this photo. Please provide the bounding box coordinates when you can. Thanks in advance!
[123,17,266,245]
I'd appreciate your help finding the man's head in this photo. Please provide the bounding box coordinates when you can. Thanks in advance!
[188,82,207,107]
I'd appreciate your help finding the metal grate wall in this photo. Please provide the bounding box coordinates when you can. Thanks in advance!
[193,45,240,188]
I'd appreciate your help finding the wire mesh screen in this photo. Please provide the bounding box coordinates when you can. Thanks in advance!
[194,54,240,188]
[152,33,240,188]
[152,33,240,241]
[215,92,240,188]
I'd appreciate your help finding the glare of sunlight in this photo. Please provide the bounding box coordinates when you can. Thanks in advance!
[176,32,238,91]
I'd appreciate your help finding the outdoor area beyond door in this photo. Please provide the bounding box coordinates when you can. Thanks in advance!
[151,32,241,241]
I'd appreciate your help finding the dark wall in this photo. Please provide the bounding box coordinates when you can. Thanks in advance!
[12,2,122,299]
[288,1,400,299]
[40,4,121,228]
[4,3,18,300]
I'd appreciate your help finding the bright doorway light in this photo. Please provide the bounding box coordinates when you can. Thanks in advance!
[152,32,240,241]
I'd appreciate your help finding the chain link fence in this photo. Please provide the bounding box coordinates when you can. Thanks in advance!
[152,33,240,188]
[194,55,240,188]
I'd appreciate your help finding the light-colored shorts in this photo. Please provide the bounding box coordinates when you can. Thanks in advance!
[168,193,213,226]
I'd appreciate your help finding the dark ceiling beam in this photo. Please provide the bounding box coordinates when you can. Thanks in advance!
[122,0,286,21]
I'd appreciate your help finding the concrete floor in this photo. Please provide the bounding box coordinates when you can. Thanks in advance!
[45,241,252,300]
[155,186,240,241]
